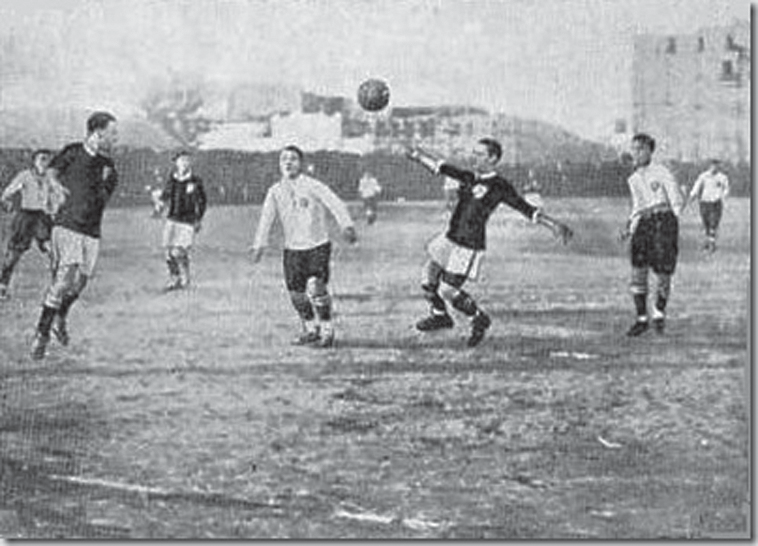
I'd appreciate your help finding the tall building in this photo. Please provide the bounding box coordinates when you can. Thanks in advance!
[632,20,750,163]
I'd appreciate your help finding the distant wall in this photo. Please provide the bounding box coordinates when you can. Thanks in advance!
[0,148,750,208]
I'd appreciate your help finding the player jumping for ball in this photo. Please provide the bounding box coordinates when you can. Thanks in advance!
[30,112,119,360]
[250,145,357,348]
[406,138,573,347]
[619,133,684,336]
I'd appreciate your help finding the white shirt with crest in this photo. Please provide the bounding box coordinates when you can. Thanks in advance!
[627,163,683,232]
[253,174,354,251]
[690,170,729,203]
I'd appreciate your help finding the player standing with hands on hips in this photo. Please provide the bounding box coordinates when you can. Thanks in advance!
[619,133,684,337]
[31,112,119,360]
[157,150,207,291]
[406,138,573,347]
[685,158,729,254]
[250,145,357,348]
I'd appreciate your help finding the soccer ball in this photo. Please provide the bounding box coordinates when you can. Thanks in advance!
[357,79,390,112]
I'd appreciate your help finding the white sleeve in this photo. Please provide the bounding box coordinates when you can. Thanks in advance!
[689,174,704,200]
[1,171,25,201]
[252,188,277,249]
[314,181,354,230]
[723,175,730,199]
[661,167,683,216]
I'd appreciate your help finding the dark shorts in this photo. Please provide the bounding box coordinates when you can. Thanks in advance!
[7,210,51,252]
[283,242,331,293]
[699,200,723,233]
[631,210,678,275]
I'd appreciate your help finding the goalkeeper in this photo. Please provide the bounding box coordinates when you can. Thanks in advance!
[406,138,573,347]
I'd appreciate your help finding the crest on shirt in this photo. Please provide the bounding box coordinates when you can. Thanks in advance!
[472,184,489,199]
[102,166,113,182]
[298,197,310,208]
[649,180,661,192]
[187,182,196,193]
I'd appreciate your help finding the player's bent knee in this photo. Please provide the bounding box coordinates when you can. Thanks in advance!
[438,282,460,303]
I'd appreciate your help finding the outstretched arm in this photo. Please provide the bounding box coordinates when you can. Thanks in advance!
[534,210,573,245]
[405,147,444,174]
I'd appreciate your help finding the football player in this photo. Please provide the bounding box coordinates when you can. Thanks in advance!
[0,149,56,299]
[31,112,119,359]
[685,158,729,253]
[158,151,207,291]
[406,138,573,347]
[250,145,357,348]
[619,133,684,336]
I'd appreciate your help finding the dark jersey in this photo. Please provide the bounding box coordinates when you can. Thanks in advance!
[161,174,207,225]
[442,164,536,250]
[49,143,118,239]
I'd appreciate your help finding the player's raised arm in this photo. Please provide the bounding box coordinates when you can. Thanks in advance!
[405,147,444,174]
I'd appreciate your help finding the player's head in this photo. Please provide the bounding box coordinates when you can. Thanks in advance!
[86,111,118,152]
[280,145,304,179]
[473,138,502,172]
[708,158,720,172]
[31,149,53,173]
[631,133,655,168]
[173,150,193,174]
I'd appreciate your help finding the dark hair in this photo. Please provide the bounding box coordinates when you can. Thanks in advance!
[32,149,53,160]
[282,145,304,160]
[478,137,503,162]
[86,111,117,134]
[632,133,656,153]
[172,150,192,162]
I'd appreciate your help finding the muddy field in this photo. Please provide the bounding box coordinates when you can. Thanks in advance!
[0,197,750,539]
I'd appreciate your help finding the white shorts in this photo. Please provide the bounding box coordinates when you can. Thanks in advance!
[426,233,483,281]
[163,220,195,249]
[50,226,100,277]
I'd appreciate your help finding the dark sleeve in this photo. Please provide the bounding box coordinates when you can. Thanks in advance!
[160,178,172,202]
[48,144,76,176]
[102,160,118,202]
[439,163,476,187]
[498,176,537,219]
[196,179,207,220]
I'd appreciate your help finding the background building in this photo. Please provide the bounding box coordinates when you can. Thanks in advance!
[632,20,750,163]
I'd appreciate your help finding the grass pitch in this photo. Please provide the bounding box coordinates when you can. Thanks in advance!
[0,197,750,538]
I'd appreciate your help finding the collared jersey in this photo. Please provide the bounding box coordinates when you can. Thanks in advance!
[49,143,118,239]
[627,163,683,223]
[1,169,51,212]
[161,172,207,225]
[253,174,354,251]
[690,170,729,203]
[439,163,538,250]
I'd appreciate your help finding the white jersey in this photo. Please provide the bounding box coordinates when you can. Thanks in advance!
[690,170,729,203]
[1,169,51,212]
[253,174,354,251]
[627,163,683,231]
[358,175,381,199]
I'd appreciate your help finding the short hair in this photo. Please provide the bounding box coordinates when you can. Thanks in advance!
[281,145,304,161]
[32,149,53,161]
[632,133,656,153]
[478,138,503,162]
[86,111,117,134]
[172,150,192,162]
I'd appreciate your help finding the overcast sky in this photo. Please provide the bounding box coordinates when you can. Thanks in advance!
[0,0,751,140]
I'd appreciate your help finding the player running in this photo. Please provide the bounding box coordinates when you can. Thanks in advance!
[619,133,684,336]
[156,151,207,291]
[0,149,59,299]
[357,171,382,225]
[406,138,573,347]
[684,159,729,253]
[30,112,119,360]
[250,145,357,348]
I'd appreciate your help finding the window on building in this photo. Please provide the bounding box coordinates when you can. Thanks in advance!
[722,60,734,80]
[698,36,705,52]
[666,37,676,54]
